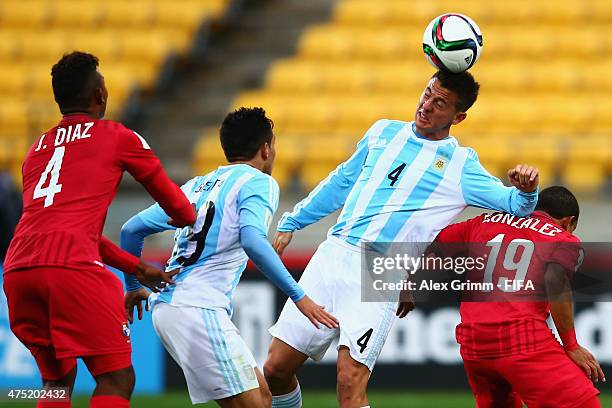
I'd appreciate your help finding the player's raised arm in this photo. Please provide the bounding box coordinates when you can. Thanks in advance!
[460,149,538,217]
[239,175,338,329]
[276,120,385,237]
[117,127,196,227]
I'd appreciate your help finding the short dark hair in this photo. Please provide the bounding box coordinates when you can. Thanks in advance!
[432,70,480,112]
[535,186,580,221]
[220,107,274,162]
[51,51,100,111]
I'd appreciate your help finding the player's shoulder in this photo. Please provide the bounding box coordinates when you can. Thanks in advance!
[363,119,404,143]
[247,168,279,191]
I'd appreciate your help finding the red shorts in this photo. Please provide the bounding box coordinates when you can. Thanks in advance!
[3,266,132,380]
[463,339,600,408]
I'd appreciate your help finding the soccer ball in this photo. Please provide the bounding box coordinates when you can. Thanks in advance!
[422,13,483,73]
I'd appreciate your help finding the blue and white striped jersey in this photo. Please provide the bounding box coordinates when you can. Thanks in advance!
[278,120,537,246]
[134,164,279,313]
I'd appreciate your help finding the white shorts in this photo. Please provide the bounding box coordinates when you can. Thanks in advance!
[152,302,259,404]
[269,236,397,371]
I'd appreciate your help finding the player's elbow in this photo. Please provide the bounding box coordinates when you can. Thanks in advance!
[120,216,142,243]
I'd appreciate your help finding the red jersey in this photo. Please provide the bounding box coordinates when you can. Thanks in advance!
[4,114,163,273]
[435,211,582,359]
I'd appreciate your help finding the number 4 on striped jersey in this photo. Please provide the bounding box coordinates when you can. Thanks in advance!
[33,146,65,207]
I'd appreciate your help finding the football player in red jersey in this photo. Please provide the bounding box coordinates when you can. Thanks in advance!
[434,186,603,408]
[3,52,196,408]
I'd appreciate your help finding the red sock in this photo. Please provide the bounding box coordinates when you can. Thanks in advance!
[36,401,71,408]
[90,395,129,408]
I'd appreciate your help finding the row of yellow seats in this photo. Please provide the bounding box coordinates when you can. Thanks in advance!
[266,60,612,94]
[0,28,190,65]
[299,26,612,60]
[0,0,228,31]
[0,62,156,97]
[233,92,612,134]
[334,0,612,26]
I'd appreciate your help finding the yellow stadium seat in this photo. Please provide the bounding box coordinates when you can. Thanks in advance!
[0,67,29,95]
[49,2,102,27]
[101,2,154,27]
[0,2,50,27]
[0,100,29,138]
[17,31,69,61]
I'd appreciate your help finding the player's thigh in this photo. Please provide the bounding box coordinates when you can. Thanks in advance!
[335,266,397,372]
[152,304,260,405]
[499,345,600,408]
[3,269,78,381]
[462,358,521,408]
[48,266,131,359]
[268,240,339,361]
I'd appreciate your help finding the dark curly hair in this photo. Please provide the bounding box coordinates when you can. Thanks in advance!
[220,107,274,162]
[535,186,579,221]
[51,51,100,112]
[432,70,480,112]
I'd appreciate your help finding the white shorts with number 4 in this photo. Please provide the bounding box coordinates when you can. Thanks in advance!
[269,236,397,371]
[152,302,259,404]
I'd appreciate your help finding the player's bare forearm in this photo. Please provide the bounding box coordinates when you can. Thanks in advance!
[546,263,575,333]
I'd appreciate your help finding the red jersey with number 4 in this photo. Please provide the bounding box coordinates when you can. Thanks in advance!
[4,114,162,273]
[435,211,582,359]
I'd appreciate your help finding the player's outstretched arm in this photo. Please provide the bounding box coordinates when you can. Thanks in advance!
[461,151,539,217]
[240,225,338,329]
[120,204,179,295]
[546,263,606,383]
[277,128,371,234]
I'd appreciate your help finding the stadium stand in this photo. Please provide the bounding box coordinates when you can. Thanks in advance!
[0,0,230,184]
[195,0,612,192]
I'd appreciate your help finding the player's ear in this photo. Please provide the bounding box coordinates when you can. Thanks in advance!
[261,142,270,161]
[559,215,576,232]
[452,111,467,125]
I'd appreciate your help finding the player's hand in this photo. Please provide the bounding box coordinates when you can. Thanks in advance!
[567,346,606,383]
[396,289,415,318]
[134,261,179,293]
[507,164,539,193]
[294,295,339,329]
[125,288,150,324]
[273,231,293,256]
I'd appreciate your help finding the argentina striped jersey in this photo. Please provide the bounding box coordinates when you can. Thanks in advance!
[278,120,537,245]
[134,164,279,313]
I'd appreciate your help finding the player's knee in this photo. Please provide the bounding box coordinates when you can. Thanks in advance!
[94,366,135,398]
[336,366,360,397]
[263,358,291,386]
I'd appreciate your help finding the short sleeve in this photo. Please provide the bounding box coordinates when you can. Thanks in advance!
[548,238,584,279]
[238,175,280,235]
[117,127,163,183]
